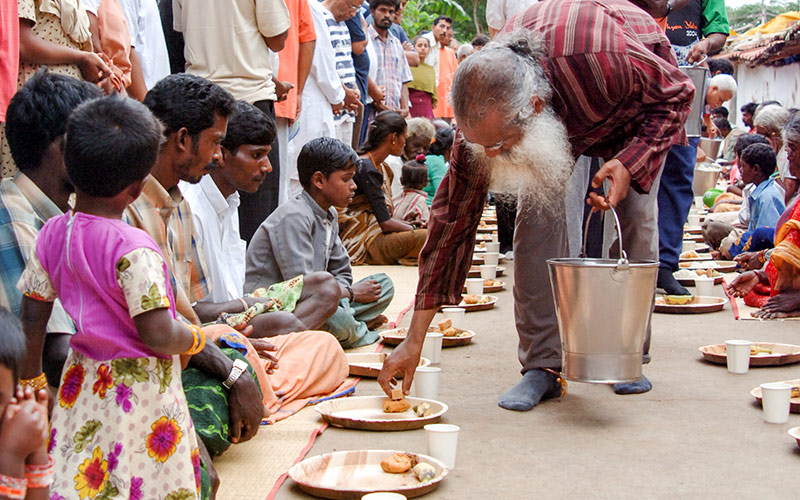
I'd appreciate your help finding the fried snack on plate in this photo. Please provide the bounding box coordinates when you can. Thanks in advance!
[478,295,491,304]
[463,294,479,304]
[381,453,418,474]
[437,318,452,331]
[792,385,800,398]
[750,345,774,355]
[442,327,458,337]
[383,398,412,413]
[413,462,437,482]
[413,403,432,417]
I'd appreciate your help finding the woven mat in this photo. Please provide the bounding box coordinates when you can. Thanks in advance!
[214,265,418,500]
[723,274,800,321]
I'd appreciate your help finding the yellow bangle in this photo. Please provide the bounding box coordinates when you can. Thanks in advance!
[20,373,48,391]
[238,297,249,312]
[182,324,206,356]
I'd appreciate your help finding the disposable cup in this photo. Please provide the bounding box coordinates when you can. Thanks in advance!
[421,332,443,365]
[725,339,751,374]
[687,214,700,226]
[362,493,407,500]
[682,240,696,253]
[760,382,792,424]
[480,264,497,280]
[412,366,441,400]
[424,424,460,469]
[483,252,500,266]
[485,242,500,253]
[442,307,465,329]
[490,233,499,243]
[694,277,714,296]
[465,278,484,295]
[695,196,705,209]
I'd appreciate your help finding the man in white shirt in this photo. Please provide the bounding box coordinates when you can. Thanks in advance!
[120,0,170,89]
[485,0,538,36]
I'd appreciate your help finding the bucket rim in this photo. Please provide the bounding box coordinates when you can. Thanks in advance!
[547,258,659,268]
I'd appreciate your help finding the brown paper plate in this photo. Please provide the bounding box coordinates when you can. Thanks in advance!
[468,266,505,278]
[477,225,498,233]
[440,295,498,312]
[381,327,476,347]
[654,296,725,314]
[699,343,800,366]
[472,254,504,265]
[475,233,493,242]
[346,353,430,378]
[696,244,710,253]
[678,260,737,273]
[683,233,705,243]
[288,449,448,499]
[674,270,723,287]
[683,225,703,234]
[679,253,714,261]
[749,379,800,414]
[463,280,505,293]
[481,216,497,224]
[315,396,448,431]
[789,427,800,448]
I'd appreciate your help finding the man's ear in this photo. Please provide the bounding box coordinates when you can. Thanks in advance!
[311,171,326,190]
[219,147,230,168]
[127,177,147,201]
[531,95,543,115]
[175,127,191,152]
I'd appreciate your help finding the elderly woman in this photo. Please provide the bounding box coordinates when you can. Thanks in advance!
[386,117,436,198]
[754,104,792,180]
[729,114,800,318]
[338,111,428,265]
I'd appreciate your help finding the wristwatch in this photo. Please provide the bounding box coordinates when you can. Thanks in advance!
[222,359,249,389]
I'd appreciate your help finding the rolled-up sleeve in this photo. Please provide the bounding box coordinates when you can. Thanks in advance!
[256,0,290,38]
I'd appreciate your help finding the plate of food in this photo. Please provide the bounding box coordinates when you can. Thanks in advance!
[678,260,737,273]
[654,295,725,314]
[439,294,498,312]
[698,343,800,366]
[696,243,710,253]
[673,268,723,286]
[789,427,800,448]
[315,396,448,431]
[750,380,800,414]
[468,266,505,278]
[288,449,448,499]
[477,224,498,233]
[683,233,705,243]
[683,225,703,234]
[679,250,714,261]
[463,279,505,293]
[475,233,493,242]
[472,254,503,265]
[346,353,431,378]
[381,323,476,347]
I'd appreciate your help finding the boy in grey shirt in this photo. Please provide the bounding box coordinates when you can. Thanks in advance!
[245,138,394,348]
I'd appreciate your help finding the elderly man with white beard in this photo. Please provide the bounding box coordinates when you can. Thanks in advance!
[377,0,693,411]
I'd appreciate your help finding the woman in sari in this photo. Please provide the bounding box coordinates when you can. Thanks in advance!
[338,111,427,265]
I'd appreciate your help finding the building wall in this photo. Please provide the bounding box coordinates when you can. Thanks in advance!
[729,63,800,129]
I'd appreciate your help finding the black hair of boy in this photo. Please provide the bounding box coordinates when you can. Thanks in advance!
[65,96,164,198]
[734,133,769,157]
[297,137,359,189]
[5,69,102,172]
[222,101,276,153]
[369,0,400,10]
[740,143,777,178]
[429,126,454,156]
[400,161,428,190]
[0,306,26,380]
[359,111,406,155]
[471,34,489,48]
[432,15,452,26]
[143,73,236,140]
[741,102,758,116]
[713,118,730,133]
[711,106,729,119]
[707,58,734,76]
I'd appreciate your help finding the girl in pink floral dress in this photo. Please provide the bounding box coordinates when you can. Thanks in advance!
[18,97,204,500]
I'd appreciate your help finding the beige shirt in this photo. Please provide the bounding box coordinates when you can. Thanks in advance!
[173,0,290,103]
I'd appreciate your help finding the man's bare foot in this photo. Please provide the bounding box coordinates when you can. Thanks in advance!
[752,308,800,319]
[365,315,388,330]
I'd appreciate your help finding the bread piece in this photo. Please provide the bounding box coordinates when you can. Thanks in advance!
[437,318,452,332]
[390,388,404,400]
[380,453,418,474]
[383,398,412,413]
[442,327,458,337]
[463,294,479,304]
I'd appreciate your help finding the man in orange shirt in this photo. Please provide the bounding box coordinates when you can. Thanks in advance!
[274,0,317,205]
[422,16,456,122]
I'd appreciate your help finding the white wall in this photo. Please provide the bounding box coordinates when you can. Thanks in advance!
[728,63,800,128]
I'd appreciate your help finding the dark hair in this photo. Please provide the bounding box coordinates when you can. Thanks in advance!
[359,111,406,154]
[712,118,731,132]
[400,156,428,190]
[760,100,782,108]
[734,133,769,157]
[711,106,729,119]
[740,143,777,178]
[471,34,489,48]
[369,0,399,11]
[222,101,276,154]
[0,306,26,381]
[298,137,359,189]
[65,96,163,197]
[143,73,235,141]
[5,69,102,173]
[707,58,734,75]
[411,35,430,47]
[429,126,454,156]
[432,15,452,27]
[741,102,758,115]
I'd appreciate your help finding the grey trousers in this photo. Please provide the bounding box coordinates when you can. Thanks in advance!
[514,157,663,373]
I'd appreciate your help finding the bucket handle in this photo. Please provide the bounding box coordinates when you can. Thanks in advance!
[580,199,630,271]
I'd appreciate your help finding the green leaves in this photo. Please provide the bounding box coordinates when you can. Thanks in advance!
[165,488,196,500]
[111,358,150,387]
[73,420,102,453]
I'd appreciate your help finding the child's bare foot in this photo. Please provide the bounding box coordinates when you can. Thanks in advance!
[365,315,388,330]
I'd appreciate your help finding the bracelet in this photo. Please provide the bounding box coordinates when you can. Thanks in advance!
[238,297,249,312]
[0,474,27,499]
[758,249,767,264]
[25,455,54,489]
[182,324,206,356]
[345,285,354,301]
[20,373,48,391]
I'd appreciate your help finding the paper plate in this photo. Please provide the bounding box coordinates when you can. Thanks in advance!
[346,353,431,378]
[673,270,723,286]
[468,266,505,278]
[440,295,498,312]
[463,280,505,293]
[698,343,800,366]
[683,234,705,243]
[381,327,476,347]
[288,449,448,499]
[477,225,497,233]
[472,254,503,265]
[481,216,497,224]
[654,296,725,314]
[750,379,800,414]
[679,260,737,273]
[789,427,800,448]
[696,244,710,253]
[683,225,703,234]
[315,396,448,431]
[475,234,493,242]
[679,253,714,261]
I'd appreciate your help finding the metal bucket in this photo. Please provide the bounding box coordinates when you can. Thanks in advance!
[693,161,723,197]
[679,63,707,138]
[547,207,658,383]
[699,137,723,159]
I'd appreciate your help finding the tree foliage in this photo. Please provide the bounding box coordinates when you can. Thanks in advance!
[402,0,486,42]
[726,0,800,33]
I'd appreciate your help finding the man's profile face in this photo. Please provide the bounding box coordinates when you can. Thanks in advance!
[221,144,272,193]
[742,111,754,127]
[372,5,395,30]
[322,164,358,208]
[179,114,227,184]
[459,108,524,158]
[432,20,451,44]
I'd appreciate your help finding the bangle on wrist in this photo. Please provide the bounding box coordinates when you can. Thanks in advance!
[238,297,249,312]
[20,373,48,391]
[345,285,354,301]
[182,324,206,356]
[0,474,27,499]
[24,455,54,489]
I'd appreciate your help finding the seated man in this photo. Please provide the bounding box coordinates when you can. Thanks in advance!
[246,137,394,348]
[1,70,102,387]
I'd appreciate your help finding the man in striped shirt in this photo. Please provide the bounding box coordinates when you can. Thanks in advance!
[378,0,693,410]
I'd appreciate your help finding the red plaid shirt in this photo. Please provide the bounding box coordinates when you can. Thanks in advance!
[415,0,694,310]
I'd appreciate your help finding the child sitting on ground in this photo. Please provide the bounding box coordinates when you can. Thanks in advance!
[0,307,50,500]
[245,137,395,349]
[18,96,205,499]
[394,155,430,226]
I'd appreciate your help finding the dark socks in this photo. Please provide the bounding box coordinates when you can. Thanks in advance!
[657,267,690,295]
[498,369,562,411]
[613,374,652,395]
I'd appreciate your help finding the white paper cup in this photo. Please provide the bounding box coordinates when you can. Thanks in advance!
[725,339,751,374]
[483,252,500,266]
[362,493,407,500]
[490,233,498,243]
[760,382,792,424]
[682,240,696,253]
[412,366,441,400]
[687,214,700,226]
[695,196,705,209]
[424,423,460,469]
[480,265,497,279]
[694,276,714,296]
[421,331,443,365]
[465,278,484,295]
[442,307,465,329]
[485,242,500,253]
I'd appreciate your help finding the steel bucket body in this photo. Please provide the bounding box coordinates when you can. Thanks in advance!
[693,162,723,197]
[699,137,723,159]
[679,65,706,138]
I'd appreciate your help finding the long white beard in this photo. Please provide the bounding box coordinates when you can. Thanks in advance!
[466,108,574,217]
